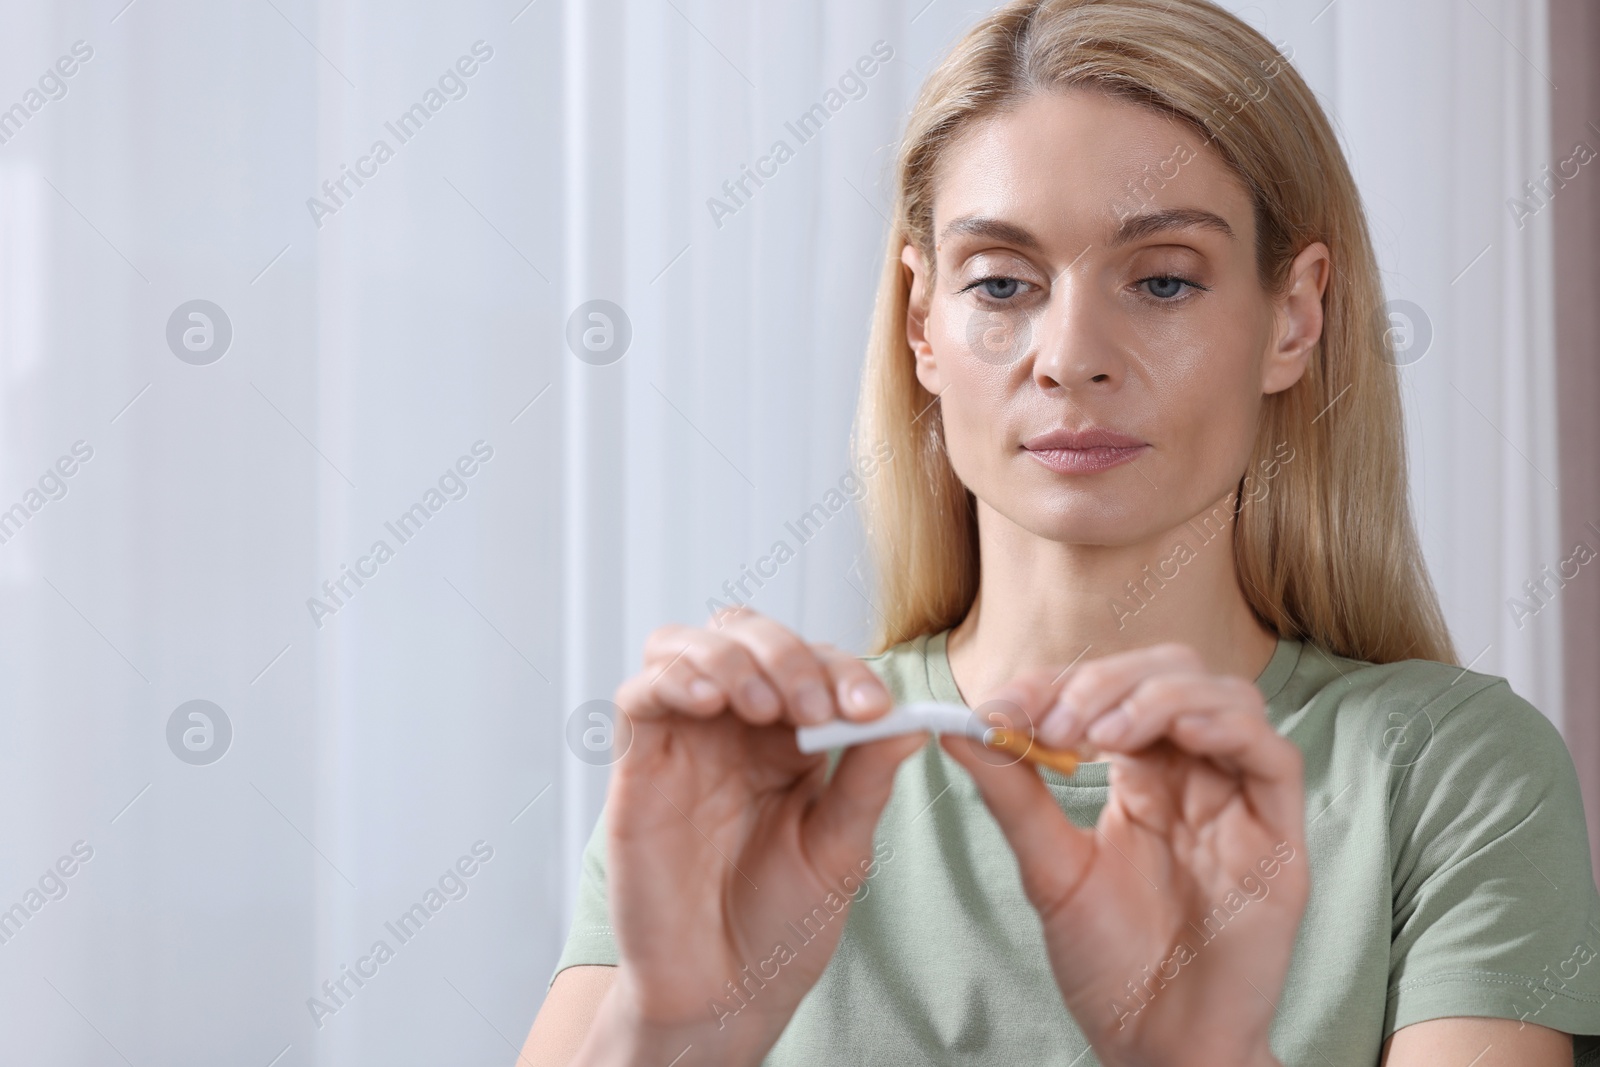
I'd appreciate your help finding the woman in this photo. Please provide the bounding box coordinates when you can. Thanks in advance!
[525,1,1600,1063]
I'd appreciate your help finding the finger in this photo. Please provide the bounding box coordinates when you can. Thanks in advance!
[1099,744,1190,836]
[801,731,926,876]
[977,664,1075,737]
[717,613,838,726]
[1037,643,1203,747]
[615,660,722,722]
[937,732,1097,919]
[646,626,786,726]
[641,621,705,664]
[1083,671,1235,750]
[1094,674,1304,836]
[605,717,688,829]
[811,642,894,721]
[1168,704,1305,838]
[705,600,758,632]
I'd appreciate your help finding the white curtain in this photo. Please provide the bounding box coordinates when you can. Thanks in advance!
[0,0,1557,1063]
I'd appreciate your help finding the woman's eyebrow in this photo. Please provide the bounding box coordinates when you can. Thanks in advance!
[937,207,1236,254]
[1109,208,1236,247]
[937,215,1043,252]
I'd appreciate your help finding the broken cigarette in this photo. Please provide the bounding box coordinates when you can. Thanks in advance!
[794,700,1086,776]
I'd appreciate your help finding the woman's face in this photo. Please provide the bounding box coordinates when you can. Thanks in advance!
[903,87,1326,547]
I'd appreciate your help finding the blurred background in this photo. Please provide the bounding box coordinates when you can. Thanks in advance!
[0,0,1596,1063]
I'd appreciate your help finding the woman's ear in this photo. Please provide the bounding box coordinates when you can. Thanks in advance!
[1263,241,1330,395]
[901,242,945,394]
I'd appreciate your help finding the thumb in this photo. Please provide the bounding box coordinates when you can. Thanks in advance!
[938,732,1096,915]
[800,732,926,876]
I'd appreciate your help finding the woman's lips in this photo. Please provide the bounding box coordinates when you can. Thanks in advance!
[1024,444,1150,473]
[1020,428,1150,474]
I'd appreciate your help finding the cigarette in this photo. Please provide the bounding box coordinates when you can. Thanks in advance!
[980,726,1083,776]
[794,700,1086,776]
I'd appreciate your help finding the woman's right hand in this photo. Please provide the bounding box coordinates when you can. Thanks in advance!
[573,606,925,1067]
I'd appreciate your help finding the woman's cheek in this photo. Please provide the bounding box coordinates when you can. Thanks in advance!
[937,373,1007,486]
[1141,343,1254,481]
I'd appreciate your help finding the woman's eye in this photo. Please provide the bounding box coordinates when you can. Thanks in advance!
[960,276,1028,303]
[980,277,1022,300]
[1138,275,1199,300]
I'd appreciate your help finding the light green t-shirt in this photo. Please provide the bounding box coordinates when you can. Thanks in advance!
[551,631,1600,1065]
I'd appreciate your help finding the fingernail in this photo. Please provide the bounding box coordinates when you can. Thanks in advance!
[1039,702,1074,747]
[744,678,779,716]
[1036,697,1075,748]
[797,683,833,724]
[1087,707,1130,745]
[690,678,718,702]
[847,682,883,714]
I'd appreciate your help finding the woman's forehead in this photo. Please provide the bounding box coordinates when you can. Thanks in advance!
[932,89,1254,251]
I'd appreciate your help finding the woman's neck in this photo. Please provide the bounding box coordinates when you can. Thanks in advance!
[943,492,1282,707]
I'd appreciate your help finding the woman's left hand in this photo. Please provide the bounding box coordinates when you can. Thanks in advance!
[939,643,1307,1067]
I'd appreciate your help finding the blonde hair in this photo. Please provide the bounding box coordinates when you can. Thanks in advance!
[850,0,1457,665]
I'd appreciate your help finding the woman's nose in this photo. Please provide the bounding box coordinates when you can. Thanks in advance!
[1029,283,1123,391]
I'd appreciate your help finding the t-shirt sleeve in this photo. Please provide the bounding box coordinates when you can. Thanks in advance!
[1386,676,1600,1058]
[548,802,619,989]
